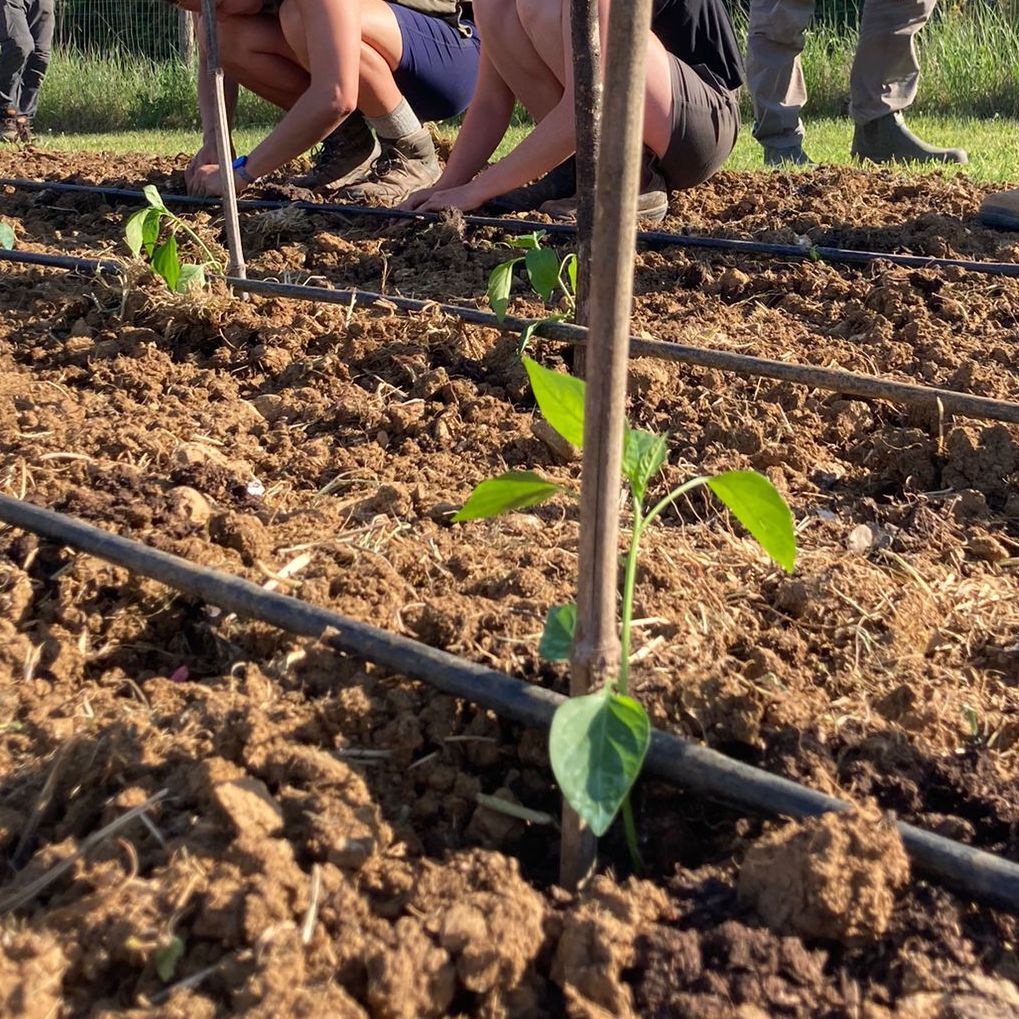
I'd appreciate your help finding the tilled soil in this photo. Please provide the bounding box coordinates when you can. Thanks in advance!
[2,149,1019,1017]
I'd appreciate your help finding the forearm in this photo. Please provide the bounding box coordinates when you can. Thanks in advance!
[435,59,515,189]
[244,88,352,179]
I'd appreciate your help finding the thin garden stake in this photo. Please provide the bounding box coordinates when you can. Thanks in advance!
[563,0,656,892]
[200,0,247,282]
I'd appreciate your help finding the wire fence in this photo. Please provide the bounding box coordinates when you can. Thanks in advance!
[55,0,194,61]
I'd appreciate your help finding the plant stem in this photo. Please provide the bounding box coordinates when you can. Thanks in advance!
[621,795,643,873]
[619,499,644,695]
[169,212,224,273]
[643,475,710,532]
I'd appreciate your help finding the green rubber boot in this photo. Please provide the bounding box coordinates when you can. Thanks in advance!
[978,189,1019,231]
[851,112,968,165]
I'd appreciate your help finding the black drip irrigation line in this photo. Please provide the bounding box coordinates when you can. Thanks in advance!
[4,176,1019,279]
[1,492,1018,913]
[6,246,1019,428]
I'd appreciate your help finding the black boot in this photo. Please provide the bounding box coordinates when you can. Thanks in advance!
[852,112,968,165]
[484,157,577,214]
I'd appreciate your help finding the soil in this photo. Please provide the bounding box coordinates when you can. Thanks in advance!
[2,147,1019,1017]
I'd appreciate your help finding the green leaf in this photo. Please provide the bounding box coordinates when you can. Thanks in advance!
[622,425,668,504]
[539,603,576,661]
[142,208,162,257]
[143,184,167,211]
[522,356,586,450]
[453,470,562,522]
[125,209,148,257]
[176,262,207,293]
[151,235,181,292]
[563,253,578,295]
[154,936,185,982]
[526,246,561,303]
[488,257,521,322]
[507,230,544,251]
[707,470,796,573]
[518,313,566,355]
[549,690,650,837]
[0,222,16,250]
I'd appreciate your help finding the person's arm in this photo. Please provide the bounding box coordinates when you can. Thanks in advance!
[401,49,515,210]
[414,0,611,212]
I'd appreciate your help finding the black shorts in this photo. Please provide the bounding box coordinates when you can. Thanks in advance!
[660,58,740,191]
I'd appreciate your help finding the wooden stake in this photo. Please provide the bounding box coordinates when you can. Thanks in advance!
[569,0,601,333]
[561,0,656,892]
[200,0,247,282]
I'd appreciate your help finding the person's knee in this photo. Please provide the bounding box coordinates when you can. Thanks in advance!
[213,14,249,72]
[2,24,34,66]
[748,0,815,42]
[515,0,555,38]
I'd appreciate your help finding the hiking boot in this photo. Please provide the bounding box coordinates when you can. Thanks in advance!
[539,153,668,224]
[484,157,577,213]
[763,144,815,167]
[293,111,380,190]
[335,128,440,205]
[1,108,19,144]
[15,115,32,143]
[978,188,1019,231]
[852,112,968,165]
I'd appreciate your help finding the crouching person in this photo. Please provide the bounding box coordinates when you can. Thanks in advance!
[400,0,743,220]
[172,0,480,203]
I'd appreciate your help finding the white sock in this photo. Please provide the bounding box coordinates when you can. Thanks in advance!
[367,99,421,141]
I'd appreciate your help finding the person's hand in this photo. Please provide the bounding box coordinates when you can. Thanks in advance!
[410,181,486,214]
[398,185,441,212]
[185,144,219,194]
[189,164,250,198]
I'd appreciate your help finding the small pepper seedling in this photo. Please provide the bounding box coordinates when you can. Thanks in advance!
[124,186,223,293]
[454,356,797,864]
[487,231,577,353]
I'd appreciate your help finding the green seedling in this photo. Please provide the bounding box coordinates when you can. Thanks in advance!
[455,356,796,863]
[125,185,222,293]
[487,231,578,353]
[0,222,15,249]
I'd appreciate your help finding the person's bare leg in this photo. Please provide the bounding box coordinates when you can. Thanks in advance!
[216,13,308,109]
[472,0,563,122]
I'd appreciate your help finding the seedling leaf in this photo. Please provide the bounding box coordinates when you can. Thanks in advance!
[125,209,148,257]
[523,356,585,449]
[488,258,521,322]
[151,235,181,292]
[563,253,578,295]
[154,936,185,982]
[176,263,207,293]
[539,603,576,661]
[143,184,168,211]
[550,690,650,837]
[526,246,561,302]
[518,313,566,355]
[0,223,16,250]
[508,230,544,251]
[622,425,668,504]
[707,470,796,573]
[453,470,562,521]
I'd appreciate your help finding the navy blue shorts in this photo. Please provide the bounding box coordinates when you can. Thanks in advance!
[389,4,480,122]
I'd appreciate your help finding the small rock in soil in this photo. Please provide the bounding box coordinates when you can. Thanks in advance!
[166,485,212,526]
[739,802,909,944]
[847,523,876,553]
[212,776,285,838]
[532,418,581,463]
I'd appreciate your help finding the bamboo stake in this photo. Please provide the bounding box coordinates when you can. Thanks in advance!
[200,0,247,282]
[562,0,656,891]
[570,0,601,350]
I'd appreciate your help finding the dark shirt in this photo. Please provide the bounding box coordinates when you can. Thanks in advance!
[651,0,744,93]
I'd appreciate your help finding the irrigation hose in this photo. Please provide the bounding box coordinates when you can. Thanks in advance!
[4,176,1019,279]
[1,492,1018,912]
[6,246,1019,428]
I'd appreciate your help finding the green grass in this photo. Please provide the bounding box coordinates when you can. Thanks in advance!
[32,115,1018,185]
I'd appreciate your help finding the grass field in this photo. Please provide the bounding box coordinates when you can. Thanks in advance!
[30,114,1019,185]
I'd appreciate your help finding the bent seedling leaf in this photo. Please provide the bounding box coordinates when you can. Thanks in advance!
[453,470,563,522]
[622,425,668,505]
[488,257,521,322]
[0,223,16,250]
[549,690,651,837]
[539,603,576,661]
[523,356,586,450]
[706,470,796,573]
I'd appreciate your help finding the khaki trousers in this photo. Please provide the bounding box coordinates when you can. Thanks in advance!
[746,0,937,149]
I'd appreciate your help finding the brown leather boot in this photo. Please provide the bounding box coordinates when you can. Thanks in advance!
[293,112,380,190]
[1,108,19,144]
[335,129,441,205]
[539,151,669,224]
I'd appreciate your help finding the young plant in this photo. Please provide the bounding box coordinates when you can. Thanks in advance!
[487,231,578,353]
[0,223,15,250]
[125,185,222,293]
[454,357,796,862]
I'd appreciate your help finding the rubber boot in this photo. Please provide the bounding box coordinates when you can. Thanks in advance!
[978,188,1019,231]
[851,112,968,165]
[293,111,380,190]
[336,128,441,205]
[763,144,815,168]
